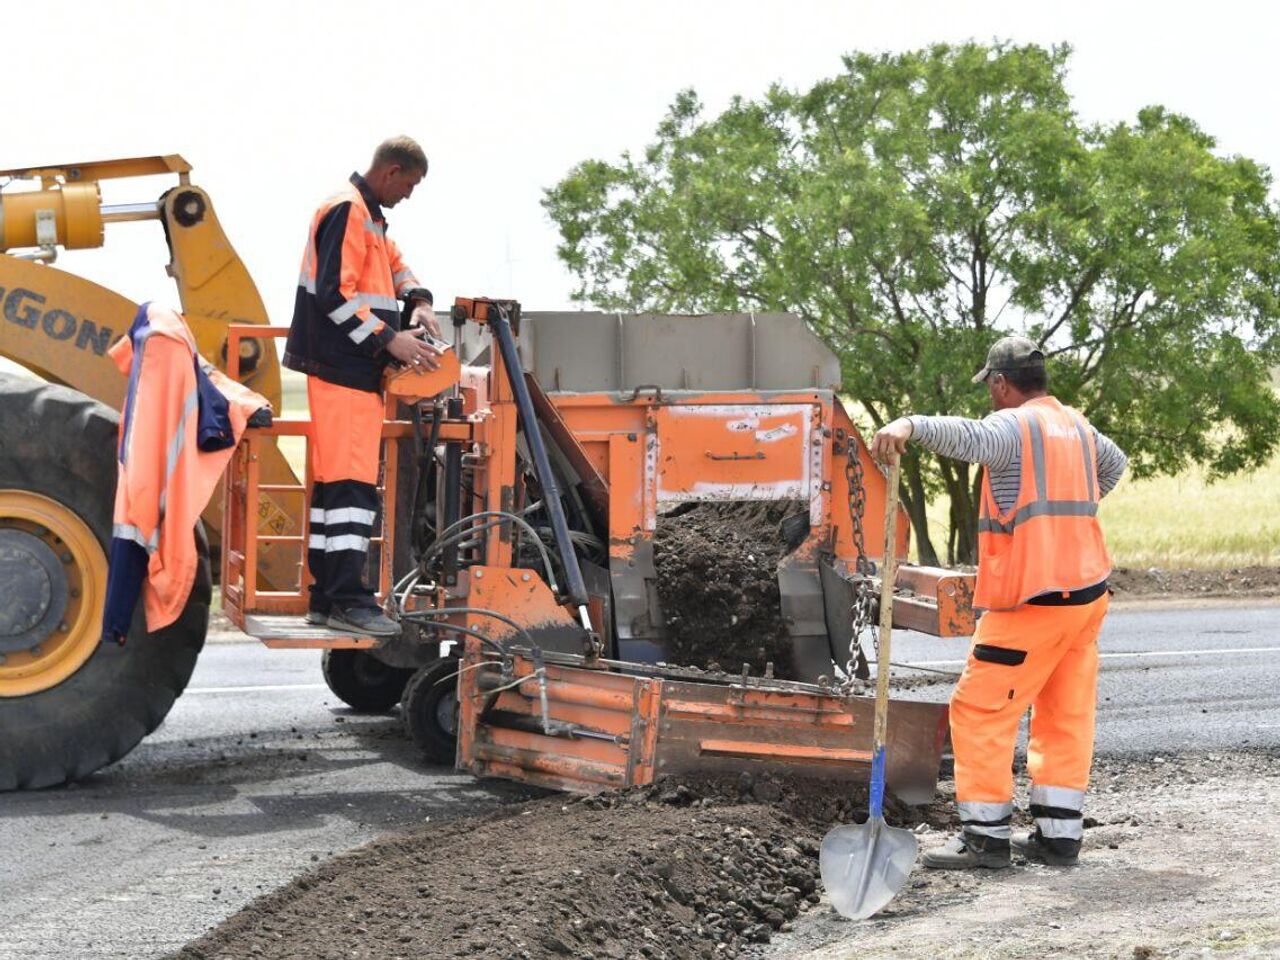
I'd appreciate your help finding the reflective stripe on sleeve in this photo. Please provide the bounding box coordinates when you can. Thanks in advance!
[308,534,326,550]
[114,523,159,554]
[355,291,400,313]
[328,299,363,324]
[363,219,385,237]
[157,385,200,519]
[348,315,382,345]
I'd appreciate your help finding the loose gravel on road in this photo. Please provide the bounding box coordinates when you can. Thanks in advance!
[170,752,1280,960]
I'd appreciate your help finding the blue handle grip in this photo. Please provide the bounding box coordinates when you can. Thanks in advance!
[868,745,886,819]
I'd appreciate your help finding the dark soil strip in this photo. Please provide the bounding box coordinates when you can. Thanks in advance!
[170,774,955,960]
[1109,565,1280,599]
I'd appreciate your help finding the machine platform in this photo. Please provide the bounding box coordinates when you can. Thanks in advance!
[242,614,379,650]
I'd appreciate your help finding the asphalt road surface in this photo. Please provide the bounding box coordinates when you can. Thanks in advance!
[1,602,1276,959]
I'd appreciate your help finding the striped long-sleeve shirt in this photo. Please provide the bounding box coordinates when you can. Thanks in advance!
[907,407,1128,513]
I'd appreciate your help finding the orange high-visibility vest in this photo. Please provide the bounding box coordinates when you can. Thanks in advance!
[973,396,1111,611]
[106,303,267,636]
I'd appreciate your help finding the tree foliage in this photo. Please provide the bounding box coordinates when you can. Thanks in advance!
[544,42,1280,564]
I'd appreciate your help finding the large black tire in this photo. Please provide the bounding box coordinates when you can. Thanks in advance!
[321,649,413,713]
[0,375,210,790]
[402,657,459,765]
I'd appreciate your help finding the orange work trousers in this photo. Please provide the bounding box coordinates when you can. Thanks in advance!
[950,595,1109,838]
[306,377,385,612]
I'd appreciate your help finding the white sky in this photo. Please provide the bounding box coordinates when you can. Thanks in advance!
[5,0,1278,327]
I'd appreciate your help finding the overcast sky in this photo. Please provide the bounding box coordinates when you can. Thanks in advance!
[6,0,1278,327]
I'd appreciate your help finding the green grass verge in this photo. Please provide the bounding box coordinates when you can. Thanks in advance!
[1098,457,1280,569]
[917,454,1280,570]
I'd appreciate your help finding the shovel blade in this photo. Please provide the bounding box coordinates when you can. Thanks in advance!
[820,817,918,920]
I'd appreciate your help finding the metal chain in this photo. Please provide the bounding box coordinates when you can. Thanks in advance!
[841,441,876,695]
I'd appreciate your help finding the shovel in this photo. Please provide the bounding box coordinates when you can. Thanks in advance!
[820,456,918,920]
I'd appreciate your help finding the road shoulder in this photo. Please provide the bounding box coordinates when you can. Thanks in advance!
[766,752,1280,959]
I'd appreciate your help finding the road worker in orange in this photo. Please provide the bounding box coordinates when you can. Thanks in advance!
[283,136,442,637]
[871,336,1128,869]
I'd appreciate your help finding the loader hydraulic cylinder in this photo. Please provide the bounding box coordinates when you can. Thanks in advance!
[1,185,162,254]
[0,184,105,251]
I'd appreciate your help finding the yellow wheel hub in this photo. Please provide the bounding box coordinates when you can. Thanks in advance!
[0,490,106,697]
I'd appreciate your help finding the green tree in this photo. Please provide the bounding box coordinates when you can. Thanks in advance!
[544,42,1280,565]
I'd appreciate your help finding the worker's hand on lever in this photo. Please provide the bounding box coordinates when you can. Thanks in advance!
[870,417,912,463]
[387,328,442,371]
[408,300,443,339]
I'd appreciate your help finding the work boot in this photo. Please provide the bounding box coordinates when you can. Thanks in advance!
[1012,829,1080,866]
[305,607,329,626]
[920,832,1011,870]
[328,605,401,638]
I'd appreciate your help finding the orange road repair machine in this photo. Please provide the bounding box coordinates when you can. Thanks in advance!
[220,297,973,800]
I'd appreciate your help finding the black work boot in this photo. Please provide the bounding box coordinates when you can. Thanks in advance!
[1012,829,1080,866]
[920,832,1011,870]
[305,606,329,625]
[328,605,401,638]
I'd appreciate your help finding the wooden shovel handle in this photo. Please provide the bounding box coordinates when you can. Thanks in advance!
[872,457,901,756]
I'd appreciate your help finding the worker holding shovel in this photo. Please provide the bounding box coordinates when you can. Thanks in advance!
[870,336,1127,870]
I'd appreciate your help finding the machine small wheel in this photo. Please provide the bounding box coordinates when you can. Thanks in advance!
[402,657,460,765]
[321,649,413,713]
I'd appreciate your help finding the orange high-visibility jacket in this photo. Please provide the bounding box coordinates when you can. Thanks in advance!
[282,173,431,392]
[974,396,1111,611]
[104,303,267,640]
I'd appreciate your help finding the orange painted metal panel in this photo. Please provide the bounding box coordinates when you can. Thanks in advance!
[654,403,814,503]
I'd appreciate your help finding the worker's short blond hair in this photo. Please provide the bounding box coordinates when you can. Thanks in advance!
[372,136,428,175]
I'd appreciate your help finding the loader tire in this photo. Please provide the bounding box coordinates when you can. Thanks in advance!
[0,375,210,790]
[321,649,413,713]
[402,657,459,765]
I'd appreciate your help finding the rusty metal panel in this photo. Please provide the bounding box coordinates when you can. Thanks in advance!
[650,680,948,806]
[462,648,948,804]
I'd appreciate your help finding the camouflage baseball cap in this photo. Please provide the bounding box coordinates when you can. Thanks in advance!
[971,335,1045,384]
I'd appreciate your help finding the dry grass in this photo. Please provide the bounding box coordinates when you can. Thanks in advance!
[1098,458,1280,569]
[916,455,1280,571]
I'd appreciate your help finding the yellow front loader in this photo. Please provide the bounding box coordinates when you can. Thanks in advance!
[0,156,302,788]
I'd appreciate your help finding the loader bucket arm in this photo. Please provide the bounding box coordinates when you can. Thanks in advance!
[0,155,303,590]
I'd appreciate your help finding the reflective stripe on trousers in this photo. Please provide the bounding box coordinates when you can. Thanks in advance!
[1030,784,1085,840]
[958,800,1013,840]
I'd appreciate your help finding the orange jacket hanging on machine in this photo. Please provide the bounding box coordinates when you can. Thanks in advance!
[973,396,1111,611]
[103,303,268,641]
[282,173,432,393]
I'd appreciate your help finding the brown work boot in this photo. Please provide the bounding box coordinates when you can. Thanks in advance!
[1012,829,1080,866]
[920,832,1011,870]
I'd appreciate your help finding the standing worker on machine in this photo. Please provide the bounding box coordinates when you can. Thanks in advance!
[870,336,1127,870]
[283,136,443,637]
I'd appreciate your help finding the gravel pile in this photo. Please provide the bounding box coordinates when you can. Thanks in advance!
[171,773,952,960]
